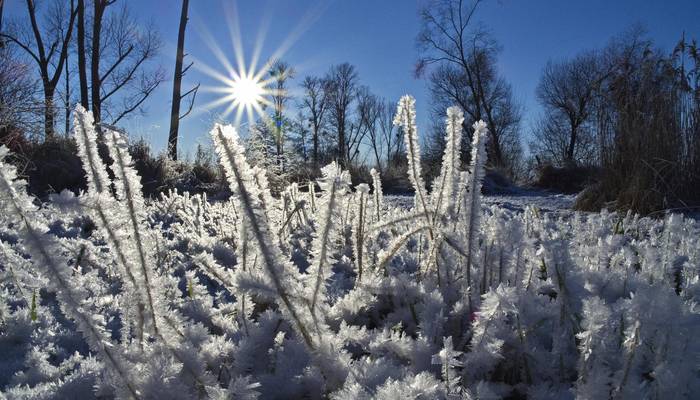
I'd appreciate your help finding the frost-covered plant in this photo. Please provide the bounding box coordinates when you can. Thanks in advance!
[432,106,464,216]
[393,95,430,223]
[0,145,141,398]
[210,123,315,349]
[432,336,463,395]
[370,167,384,222]
[1,103,699,400]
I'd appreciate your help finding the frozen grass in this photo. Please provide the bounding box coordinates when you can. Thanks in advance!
[0,102,699,399]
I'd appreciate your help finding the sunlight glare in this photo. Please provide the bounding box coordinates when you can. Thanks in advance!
[191,1,329,127]
[230,75,265,107]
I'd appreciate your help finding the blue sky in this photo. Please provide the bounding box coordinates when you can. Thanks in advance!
[6,0,700,158]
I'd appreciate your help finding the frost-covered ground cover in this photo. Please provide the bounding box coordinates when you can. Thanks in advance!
[1,99,699,399]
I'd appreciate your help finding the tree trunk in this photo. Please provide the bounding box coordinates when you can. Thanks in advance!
[491,132,503,166]
[338,125,345,167]
[91,1,106,123]
[43,86,55,138]
[484,114,504,168]
[167,0,189,160]
[65,49,70,135]
[371,142,382,174]
[77,0,89,108]
[312,125,319,169]
[276,135,282,158]
[566,124,578,165]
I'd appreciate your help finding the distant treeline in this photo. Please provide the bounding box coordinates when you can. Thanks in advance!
[1,0,698,214]
[529,28,700,214]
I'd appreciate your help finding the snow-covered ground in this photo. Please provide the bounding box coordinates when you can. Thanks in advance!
[387,190,576,215]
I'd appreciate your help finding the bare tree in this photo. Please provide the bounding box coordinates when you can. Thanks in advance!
[289,110,310,161]
[268,60,295,161]
[417,0,522,171]
[1,0,77,138]
[60,42,72,135]
[356,87,383,170]
[76,0,88,108]
[534,52,604,165]
[89,0,165,125]
[89,0,108,121]
[0,43,40,139]
[377,99,403,169]
[587,29,700,213]
[167,0,198,160]
[299,76,328,169]
[528,27,700,213]
[343,87,375,167]
[325,63,358,167]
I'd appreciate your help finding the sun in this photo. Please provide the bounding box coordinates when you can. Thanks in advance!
[191,1,328,127]
[198,66,274,128]
[230,75,265,107]
[219,69,273,127]
[193,41,276,127]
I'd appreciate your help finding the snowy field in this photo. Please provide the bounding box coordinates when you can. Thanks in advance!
[387,191,576,215]
[1,103,699,399]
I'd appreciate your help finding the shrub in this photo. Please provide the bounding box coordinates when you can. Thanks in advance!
[534,163,601,194]
[19,136,87,198]
[380,160,412,195]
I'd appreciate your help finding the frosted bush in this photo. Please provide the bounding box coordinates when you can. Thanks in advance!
[0,100,699,399]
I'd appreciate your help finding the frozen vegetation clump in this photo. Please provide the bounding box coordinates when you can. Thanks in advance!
[1,99,699,399]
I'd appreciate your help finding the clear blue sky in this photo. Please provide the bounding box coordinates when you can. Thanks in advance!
[6,0,700,158]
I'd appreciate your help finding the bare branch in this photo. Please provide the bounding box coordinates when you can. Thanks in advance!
[0,33,40,64]
[181,60,193,76]
[110,72,162,125]
[178,82,199,120]
[99,44,134,82]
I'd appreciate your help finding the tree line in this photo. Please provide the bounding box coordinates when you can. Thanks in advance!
[245,0,525,190]
[529,27,700,213]
[0,0,169,140]
[1,0,698,213]
[244,60,408,190]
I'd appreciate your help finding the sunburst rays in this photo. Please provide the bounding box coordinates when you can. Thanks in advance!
[190,1,328,129]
